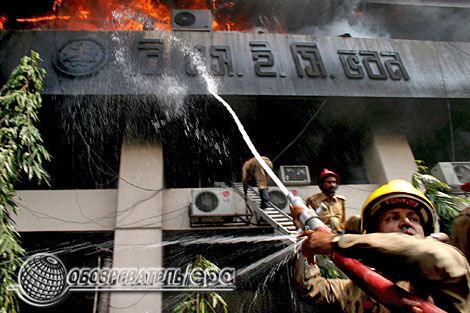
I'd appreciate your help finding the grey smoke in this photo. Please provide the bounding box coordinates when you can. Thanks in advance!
[250,0,470,42]
[298,18,390,39]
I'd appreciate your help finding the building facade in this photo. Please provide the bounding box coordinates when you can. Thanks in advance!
[1,1,470,312]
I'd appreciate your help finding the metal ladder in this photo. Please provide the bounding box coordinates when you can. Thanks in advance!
[231,183,345,277]
[231,182,298,236]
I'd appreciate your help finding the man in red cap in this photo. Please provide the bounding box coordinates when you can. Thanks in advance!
[305,168,346,232]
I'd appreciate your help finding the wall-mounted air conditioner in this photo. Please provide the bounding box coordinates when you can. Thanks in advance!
[190,188,234,216]
[171,10,212,32]
[268,187,299,214]
[279,165,311,186]
[268,188,288,212]
[431,162,470,188]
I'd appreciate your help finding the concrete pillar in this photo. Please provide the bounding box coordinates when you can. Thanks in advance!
[110,141,164,313]
[364,130,417,184]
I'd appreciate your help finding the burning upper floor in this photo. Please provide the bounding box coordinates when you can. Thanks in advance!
[2,0,470,42]
[0,0,279,32]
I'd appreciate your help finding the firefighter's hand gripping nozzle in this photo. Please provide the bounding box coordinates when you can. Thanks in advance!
[287,193,448,313]
[287,193,329,232]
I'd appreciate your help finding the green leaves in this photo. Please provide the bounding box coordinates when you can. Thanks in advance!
[412,160,469,234]
[317,255,346,279]
[171,256,229,313]
[209,292,228,313]
[0,51,50,313]
[193,255,221,273]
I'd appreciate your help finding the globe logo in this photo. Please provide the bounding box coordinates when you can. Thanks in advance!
[17,253,68,307]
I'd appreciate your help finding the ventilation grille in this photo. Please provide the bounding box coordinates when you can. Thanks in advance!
[194,191,219,212]
[171,10,212,32]
[190,188,234,216]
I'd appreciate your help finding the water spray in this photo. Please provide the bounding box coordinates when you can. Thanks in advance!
[207,89,289,196]
[208,88,332,232]
[205,90,446,313]
[195,51,447,313]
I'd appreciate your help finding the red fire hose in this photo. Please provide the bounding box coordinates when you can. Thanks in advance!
[330,253,446,313]
[289,194,447,313]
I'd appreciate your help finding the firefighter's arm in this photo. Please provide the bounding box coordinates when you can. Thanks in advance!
[292,203,468,283]
[334,233,469,283]
[334,233,470,312]
[294,254,361,307]
[291,202,452,313]
[299,230,336,262]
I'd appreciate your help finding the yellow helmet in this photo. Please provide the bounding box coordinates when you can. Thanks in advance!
[361,179,437,236]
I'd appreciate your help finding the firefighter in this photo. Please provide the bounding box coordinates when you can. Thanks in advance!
[305,168,346,231]
[242,156,273,209]
[291,179,470,313]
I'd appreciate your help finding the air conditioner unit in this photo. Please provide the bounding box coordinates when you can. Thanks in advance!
[431,162,470,188]
[268,187,299,214]
[171,10,212,32]
[190,188,234,216]
[279,165,311,186]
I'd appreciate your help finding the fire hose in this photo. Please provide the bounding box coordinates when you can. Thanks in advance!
[206,90,447,312]
[288,193,447,313]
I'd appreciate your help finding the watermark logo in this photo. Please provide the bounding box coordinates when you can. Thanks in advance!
[15,253,69,307]
[9,253,235,307]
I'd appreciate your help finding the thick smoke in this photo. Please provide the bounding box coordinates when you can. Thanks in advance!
[247,0,389,38]
[251,0,470,42]
[2,0,470,42]
[298,18,390,39]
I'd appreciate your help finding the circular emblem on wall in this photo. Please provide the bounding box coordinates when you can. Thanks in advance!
[17,253,69,307]
[54,38,108,77]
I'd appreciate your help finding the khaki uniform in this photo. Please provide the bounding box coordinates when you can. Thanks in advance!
[242,157,272,189]
[452,207,470,263]
[295,233,470,313]
[305,192,346,231]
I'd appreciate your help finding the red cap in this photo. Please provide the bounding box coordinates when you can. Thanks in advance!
[460,182,470,192]
[318,168,340,184]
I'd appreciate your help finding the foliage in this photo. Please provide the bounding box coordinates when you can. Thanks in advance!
[317,255,346,279]
[0,51,50,313]
[412,160,468,234]
[172,256,228,313]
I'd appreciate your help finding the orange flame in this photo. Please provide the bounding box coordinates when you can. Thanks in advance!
[0,15,7,29]
[16,15,71,23]
[176,0,209,10]
[78,8,90,20]
[53,0,64,12]
[0,0,263,32]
